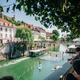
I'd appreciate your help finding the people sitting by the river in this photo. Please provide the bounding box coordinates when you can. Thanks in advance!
[66,50,68,53]
[66,59,80,80]
[0,76,14,80]
[67,47,80,64]
[54,65,57,69]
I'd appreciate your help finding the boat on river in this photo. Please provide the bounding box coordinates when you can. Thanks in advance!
[29,48,46,57]
[65,45,76,53]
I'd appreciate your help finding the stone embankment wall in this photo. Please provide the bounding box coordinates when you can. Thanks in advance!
[45,44,59,51]
[0,43,10,61]
[0,43,59,61]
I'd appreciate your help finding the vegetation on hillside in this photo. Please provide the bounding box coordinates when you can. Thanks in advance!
[2,15,28,26]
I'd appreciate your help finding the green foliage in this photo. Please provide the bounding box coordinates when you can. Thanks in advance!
[15,26,34,44]
[0,43,3,48]
[66,37,70,41]
[3,16,28,26]
[50,35,53,39]
[7,7,10,12]
[0,6,3,12]
[2,0,80,36]
[60,37,66,42]
[50,34,58,41]
[52,30,59,37]
[67,34,76,41]
[50,30,59,41]
[38,35,46,41]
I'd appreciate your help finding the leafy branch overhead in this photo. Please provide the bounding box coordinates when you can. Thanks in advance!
[1,0,80,36]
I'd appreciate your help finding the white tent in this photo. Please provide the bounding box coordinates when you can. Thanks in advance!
[68,45,76,48]
[73,38,80,41]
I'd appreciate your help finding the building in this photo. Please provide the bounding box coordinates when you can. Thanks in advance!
[0,13,15,20]
[0,18,16,43]
[46,32,53,39]
[37,27,46,39]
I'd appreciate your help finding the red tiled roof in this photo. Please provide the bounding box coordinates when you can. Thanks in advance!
[46,32,53,36]
[0,18,15,28]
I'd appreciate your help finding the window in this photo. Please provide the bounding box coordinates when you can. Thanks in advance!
[0,27,3,31]
[5,28,7,31]
[13,29,15,33]
[13,25,15,27]
[10,23,11,27]
[10,28,11,32]
[5,23,8,26]
[5,34,7,38]
[10,34,11,38]
[0,33,2,37]
[1,21,3,25]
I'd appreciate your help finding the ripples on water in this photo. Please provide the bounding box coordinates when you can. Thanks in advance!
[0,57,30,68]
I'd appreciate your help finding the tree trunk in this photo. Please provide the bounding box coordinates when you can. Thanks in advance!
[23,40,24,56]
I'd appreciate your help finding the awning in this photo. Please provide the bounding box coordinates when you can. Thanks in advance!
[68,45,76,48]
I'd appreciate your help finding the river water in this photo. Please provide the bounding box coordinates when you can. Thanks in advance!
[0,44,72,80]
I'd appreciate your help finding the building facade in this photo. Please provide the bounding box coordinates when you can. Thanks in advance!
[0,18,16,43]
[0,13,15,20]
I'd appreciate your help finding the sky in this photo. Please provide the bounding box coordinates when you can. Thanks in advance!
[0,0,69,38]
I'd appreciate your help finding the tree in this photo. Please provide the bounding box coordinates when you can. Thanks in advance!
[50,30,59,41]
[66,36,70,42]
[60,37,66,42]
[38,35,46,41]
[50,35,58,41]
[1,0,80,36]
[15,26,34,55]
[52,30,59,37]
[67,34,76,41]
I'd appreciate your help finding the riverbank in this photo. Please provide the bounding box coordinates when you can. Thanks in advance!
[0,44,60,61]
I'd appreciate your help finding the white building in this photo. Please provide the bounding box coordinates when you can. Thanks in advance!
[32,30,40,41]
[37,27,46,39]
[0,18,16,43]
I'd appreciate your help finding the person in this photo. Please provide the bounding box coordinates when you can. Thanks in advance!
[54,65,57,69]
[0,76,14,80]
[50,53,51,56]
[39,61,41,64]
[56,54,57,57]
[6,53,8,59]
[68,47,80,64]
[66,59,80,80]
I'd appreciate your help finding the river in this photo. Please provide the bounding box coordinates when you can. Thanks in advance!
[0,44,72,80]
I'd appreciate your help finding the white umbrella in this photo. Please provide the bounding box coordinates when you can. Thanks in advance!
[73,38,80,41]
[68,45,76,48]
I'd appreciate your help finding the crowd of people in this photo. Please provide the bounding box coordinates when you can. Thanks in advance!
[66,47,80,80]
